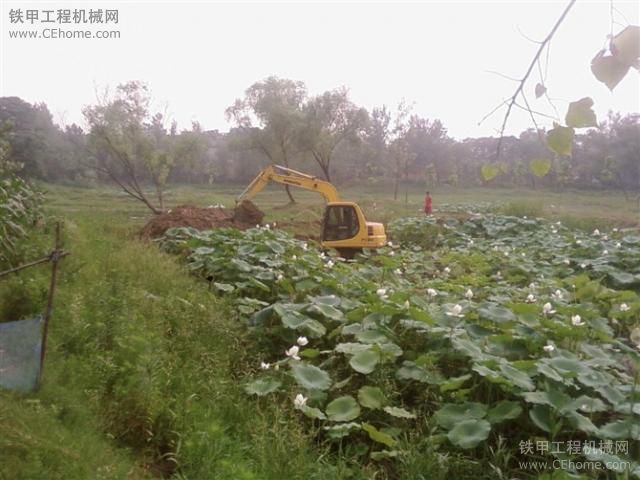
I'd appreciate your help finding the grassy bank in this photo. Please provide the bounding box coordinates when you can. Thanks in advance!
[0,212,363,479]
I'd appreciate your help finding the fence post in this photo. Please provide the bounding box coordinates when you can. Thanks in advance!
[37,222,63,388]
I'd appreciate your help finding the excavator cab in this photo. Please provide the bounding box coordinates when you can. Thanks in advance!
[321,202,387,258]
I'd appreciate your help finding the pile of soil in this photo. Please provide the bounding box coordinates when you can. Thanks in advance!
[140,200,264,239]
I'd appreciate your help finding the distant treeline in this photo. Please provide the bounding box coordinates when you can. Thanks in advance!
[0,80,638,195]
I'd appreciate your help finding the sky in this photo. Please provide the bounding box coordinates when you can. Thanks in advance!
[1,0,638,139]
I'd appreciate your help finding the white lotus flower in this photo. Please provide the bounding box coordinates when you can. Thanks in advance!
[521,252,526,257]
[285,345,300,360]
[427,288,438,297]
[255,224,260,229]
[620,303,630,312]
[319,251,326,258]
[575,239,582,245]
[302,243,308,251]
[325,260,334,269]
[265,223,270,230]
[523,216,528,219]
[469,239,474,246]
[571,315,585,326]
[551,229,557,234]
[294,393,307,409]
[493,246,499,251]
[444,267,451,274]
[551,290,563,301]
[602,250,609,255]
[376,288,387,298]
[613,227,619,232]
[543,342,555,353]
[563,258,570,265]
[543,302,556,315]
[603,235,608,241]
[403,300,410,309]
[504,251,509,257]
[593,229,600,236]
[389,251,395,256]
[273,222,277,228]
[260,361,270,370]
[526,293,536,303]
[297,336,309,346]
[292,255,297,260]
[446,304,464,317]
[616,242,622,248]
[387,241,393,247]
[529,282,536,290]
[465,289,474,300]
[274,363,280,370]
[276,273,284,282]
[496,271,502,278]
[394,268,402,275]
[580,263,587,269]
[556,221,562,225]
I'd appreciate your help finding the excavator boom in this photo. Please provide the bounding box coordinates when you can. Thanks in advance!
[237,165,340,204]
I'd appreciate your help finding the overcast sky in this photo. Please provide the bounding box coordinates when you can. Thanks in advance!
[1,0,638,139]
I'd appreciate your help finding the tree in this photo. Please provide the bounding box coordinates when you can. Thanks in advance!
[226,76,306,202]
[83,81,183,213]
[298,87,368,182]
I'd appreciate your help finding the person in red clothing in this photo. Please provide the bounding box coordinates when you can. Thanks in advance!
[424,191,433,215]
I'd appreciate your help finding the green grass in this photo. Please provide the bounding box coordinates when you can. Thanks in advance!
[2,182,638,479]
[0,213,363,479]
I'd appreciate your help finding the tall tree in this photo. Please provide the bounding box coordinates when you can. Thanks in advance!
[83,81,182,213]
[226,76,306,202]
[298,87,368,182]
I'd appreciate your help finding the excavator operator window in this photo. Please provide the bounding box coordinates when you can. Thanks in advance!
[323,205,359,241]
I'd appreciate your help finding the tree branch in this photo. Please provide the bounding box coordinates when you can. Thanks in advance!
[494,0,577,160]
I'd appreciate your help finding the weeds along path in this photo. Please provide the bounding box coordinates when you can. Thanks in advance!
[0,214,356,480]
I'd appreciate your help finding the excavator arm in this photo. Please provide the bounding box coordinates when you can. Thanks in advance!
[236,165,341,204]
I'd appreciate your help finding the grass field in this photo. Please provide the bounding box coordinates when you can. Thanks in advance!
[1,183,638,480]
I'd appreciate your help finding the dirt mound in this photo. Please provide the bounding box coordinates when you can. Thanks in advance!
[234,200,265,225]
[141,202,265,238]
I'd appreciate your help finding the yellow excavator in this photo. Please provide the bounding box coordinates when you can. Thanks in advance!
[237,165,387,257]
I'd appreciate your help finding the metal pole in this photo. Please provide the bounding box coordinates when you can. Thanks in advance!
[37,222,62,388]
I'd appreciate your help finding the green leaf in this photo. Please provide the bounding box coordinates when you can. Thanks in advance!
[213,282,235,292]
[546,126,574,156]
[434,403,487,430]
[478,304,516,323]
[323,422,360,439]
[244,378,281,396]
[447,419,491,449]
[599,420,640,440]
[591,50,629,91]
[370,450,400,461]
[440,374,472,393]
[349,348,380,374]
[486,400,523,424]
[481,164,500,182]
[308,303,343,321]
[300,405,327,420]
[326,395,361,422]
[498,363,535,390]
[383,406,416,419]
[362,423,397,447]
[535,83,547,99]
[357,386,387,409]
[291,363,332,391]
[529,158,552,178]
[565,97,597,128]
[529,404,552,433]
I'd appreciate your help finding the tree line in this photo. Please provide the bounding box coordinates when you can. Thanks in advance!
[0,77,638,211]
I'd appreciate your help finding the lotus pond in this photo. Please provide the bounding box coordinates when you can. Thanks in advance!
[161,213,640,478]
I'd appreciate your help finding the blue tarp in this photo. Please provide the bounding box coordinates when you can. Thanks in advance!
[0,316,43,392]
